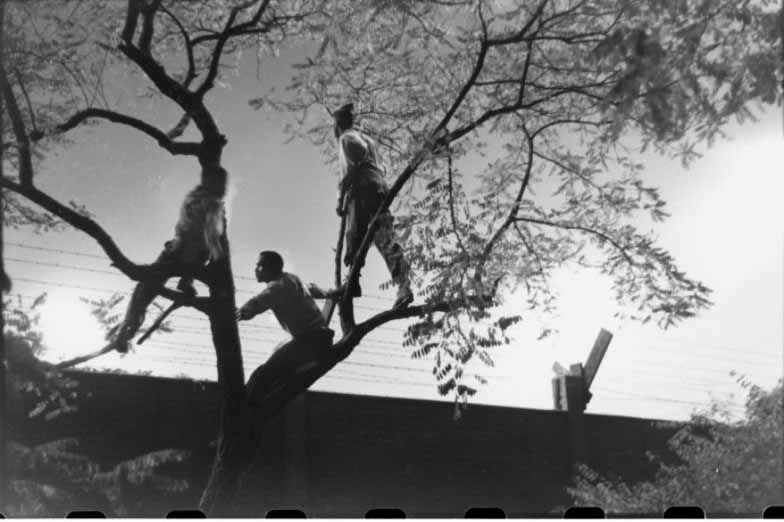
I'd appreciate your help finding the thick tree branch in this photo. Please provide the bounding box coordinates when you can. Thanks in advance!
[0,65,33,186]
[158,286,212,313]
[121,0,141,44]
[356,301,454,334]
[514,216,635,265]
[117,42,225,159]
[13,68,37,134]
[159,4,196,88]
[138,0,162,55]
[52,108,201,156]
[0,177,185,282]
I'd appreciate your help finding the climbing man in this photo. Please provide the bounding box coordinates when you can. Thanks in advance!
[333,102,414,310]
[111,165,228,353]
[236,250,334,402]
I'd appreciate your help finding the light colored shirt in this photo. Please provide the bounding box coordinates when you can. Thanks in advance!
[173,185,225,261]
[338,128,387,193]
[239,272,326,338]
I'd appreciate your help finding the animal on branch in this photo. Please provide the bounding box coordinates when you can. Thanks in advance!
[111,165,228,353]
[333,102,414,310]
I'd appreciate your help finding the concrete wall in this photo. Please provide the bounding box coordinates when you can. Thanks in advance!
[10,370,680,516]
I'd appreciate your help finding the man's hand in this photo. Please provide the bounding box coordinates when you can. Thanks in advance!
[236,306,253,321]
[336,205,345,217]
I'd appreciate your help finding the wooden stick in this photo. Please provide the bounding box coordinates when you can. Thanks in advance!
[321,207,347,325]
[55,342,116,369]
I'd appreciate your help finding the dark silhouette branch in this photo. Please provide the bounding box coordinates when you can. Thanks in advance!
[433,2,489,136]
[446,153,467,255]
[121,0,141,43]
[0,65,33,186]
[159,4,196,88]
[0,177,188,283]
[52,108,201,156]
[13,68,37,134]
[197,0,271,97]
[486,0,549,46]
[138,0,162,55]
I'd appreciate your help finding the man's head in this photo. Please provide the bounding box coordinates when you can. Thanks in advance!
[255,250,284,282]
[333,103,355,138]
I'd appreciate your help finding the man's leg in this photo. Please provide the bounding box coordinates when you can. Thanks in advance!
[246,329,334,405]
[342,194,365,297]
[373,209,413,309]
[112,241,180,352]
[246,340,296,407]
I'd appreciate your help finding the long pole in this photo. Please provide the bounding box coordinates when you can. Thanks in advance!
[0,0,8,512]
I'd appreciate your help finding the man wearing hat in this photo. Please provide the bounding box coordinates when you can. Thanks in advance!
[333,102,413,310]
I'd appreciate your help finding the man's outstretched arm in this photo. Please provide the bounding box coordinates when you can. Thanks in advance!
[307,282,341,300]
[236,291,273,321]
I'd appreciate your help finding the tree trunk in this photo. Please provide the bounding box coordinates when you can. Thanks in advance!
[197,246,255,516]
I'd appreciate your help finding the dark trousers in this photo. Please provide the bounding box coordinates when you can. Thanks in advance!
[246,328,334,410]
[344,186,410,286]
[117,239,205,345]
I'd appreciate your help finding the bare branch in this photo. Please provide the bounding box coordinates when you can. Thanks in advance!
[513,222,545,274]
[446,153,467,255]
[158,286,212,313]
[433,2,489,135]
[13,68,37,133]
[159,4,196,88]
[197,0,271,97]
[0,177,185,283]
[474,128,535,286]
[52,108,201,156]
[486,0,549,46]
[514,216,635,265]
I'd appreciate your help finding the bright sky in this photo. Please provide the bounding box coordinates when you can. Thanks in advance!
[4,46,782,422]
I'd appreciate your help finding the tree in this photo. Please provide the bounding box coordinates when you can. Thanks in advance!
[569,379,783,516]
[2,0,780,515]
[270,0,779,412]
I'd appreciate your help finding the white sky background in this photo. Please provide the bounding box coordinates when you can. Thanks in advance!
[4,44,782,422]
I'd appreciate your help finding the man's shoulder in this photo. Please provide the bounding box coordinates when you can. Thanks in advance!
[340,129,367,145]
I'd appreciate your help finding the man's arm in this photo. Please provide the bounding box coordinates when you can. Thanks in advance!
[306,282,341,300]
[236,288,274,321]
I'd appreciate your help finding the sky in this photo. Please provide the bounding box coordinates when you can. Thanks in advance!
[4,42,783,423]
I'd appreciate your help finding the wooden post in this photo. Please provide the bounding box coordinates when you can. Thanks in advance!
[551,329,615,465]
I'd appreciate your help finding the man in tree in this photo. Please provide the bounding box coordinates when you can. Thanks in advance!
[111,166,228,353]
[236,251,334,401]
[333,103,414,310]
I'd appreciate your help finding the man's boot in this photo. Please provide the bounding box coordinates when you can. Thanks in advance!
[393,283,414,310]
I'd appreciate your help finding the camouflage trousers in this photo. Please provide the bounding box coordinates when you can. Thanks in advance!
[344,185,410,287]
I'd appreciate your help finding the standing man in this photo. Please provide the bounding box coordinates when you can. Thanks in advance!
[333,102,413,310]
[236,251,334,401]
